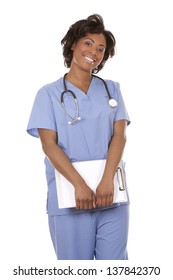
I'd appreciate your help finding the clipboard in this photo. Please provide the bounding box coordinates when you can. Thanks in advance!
[55,159,128,209]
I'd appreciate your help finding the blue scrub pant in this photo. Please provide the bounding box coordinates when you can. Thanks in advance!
[48,204,129,260]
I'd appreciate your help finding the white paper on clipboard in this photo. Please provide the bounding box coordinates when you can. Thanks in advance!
[55,159,128,209]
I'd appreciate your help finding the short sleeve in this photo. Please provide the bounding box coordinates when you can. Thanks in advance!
[26,87,56,138]
[113,82,130,125]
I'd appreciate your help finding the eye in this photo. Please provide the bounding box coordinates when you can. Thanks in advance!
[84,40,93,47]
[98,47,105,53]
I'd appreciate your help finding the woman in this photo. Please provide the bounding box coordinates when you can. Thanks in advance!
[27,14,130,260]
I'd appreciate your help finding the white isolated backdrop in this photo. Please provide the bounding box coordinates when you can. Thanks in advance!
[0,0,173,278]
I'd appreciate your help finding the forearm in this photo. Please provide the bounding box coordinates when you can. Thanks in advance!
[38,127,96,210]
[42,142,85,188]
[103,134,126,179]
[95,133,126,207]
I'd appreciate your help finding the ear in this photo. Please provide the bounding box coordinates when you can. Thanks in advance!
[71,42,76,51]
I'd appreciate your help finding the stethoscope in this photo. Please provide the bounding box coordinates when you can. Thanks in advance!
[61,73,118,125]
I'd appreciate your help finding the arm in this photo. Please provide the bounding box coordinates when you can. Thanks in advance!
[38,128,96,210]
[96,120,127,207]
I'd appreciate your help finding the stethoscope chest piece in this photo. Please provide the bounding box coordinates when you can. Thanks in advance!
[108,98,117,107]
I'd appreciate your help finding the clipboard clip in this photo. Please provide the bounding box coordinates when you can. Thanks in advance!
[117,166,126,191]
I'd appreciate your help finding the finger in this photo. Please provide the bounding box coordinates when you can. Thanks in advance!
[104,196,109,206]
[83,201,90,210]
[76,199,84,209]
[92,196,96,208]
[79,200,84,210]
[109,194,113,205]
[76,199,80,209]
[85,197,95,209]
[101,196,107,207]
[96,196,102,207]
[89,200,94,209]
[104,195,112,206]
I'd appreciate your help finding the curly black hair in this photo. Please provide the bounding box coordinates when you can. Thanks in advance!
[61,14,116,74]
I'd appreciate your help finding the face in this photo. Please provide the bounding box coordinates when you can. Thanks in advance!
[71,33,106,73]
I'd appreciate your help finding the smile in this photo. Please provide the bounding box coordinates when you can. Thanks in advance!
[84,55,96,64]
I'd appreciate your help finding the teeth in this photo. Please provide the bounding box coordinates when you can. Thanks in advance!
[84,56,95,64]
[85,57,93,62]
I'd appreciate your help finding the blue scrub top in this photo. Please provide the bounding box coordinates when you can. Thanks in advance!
[27,76,130,215]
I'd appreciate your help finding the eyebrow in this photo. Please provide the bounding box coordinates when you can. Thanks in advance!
[85,37,106,48]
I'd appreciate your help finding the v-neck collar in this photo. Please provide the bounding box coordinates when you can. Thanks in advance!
[62,75,97,96]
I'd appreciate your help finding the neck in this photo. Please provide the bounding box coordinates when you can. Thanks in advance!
[66,70,92,84]
[65,70,93,93]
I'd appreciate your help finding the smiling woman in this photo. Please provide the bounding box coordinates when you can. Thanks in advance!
[27,14,131,260]
[61,14,115,73]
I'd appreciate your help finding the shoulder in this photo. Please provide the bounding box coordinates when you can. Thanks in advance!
[104,79,120,89]
[104,78,122,100]
[93,76,120,91]
[37,77,63,96]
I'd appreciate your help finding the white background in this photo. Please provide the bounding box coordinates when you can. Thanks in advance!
[0,0,173,278]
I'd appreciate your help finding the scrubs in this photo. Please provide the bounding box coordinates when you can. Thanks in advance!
[48,205,129,260]
[27,75,130,259]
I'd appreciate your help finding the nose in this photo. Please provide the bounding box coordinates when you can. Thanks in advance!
[89,47,97,58]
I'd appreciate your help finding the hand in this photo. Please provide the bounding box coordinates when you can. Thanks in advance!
[74,183,96,210]
[96,177,114,207]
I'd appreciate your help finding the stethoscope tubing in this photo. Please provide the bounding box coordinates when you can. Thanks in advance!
[61,73,117,124]
[92,74,112,100]
[62,73,112,100]
[61,89,76,103]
